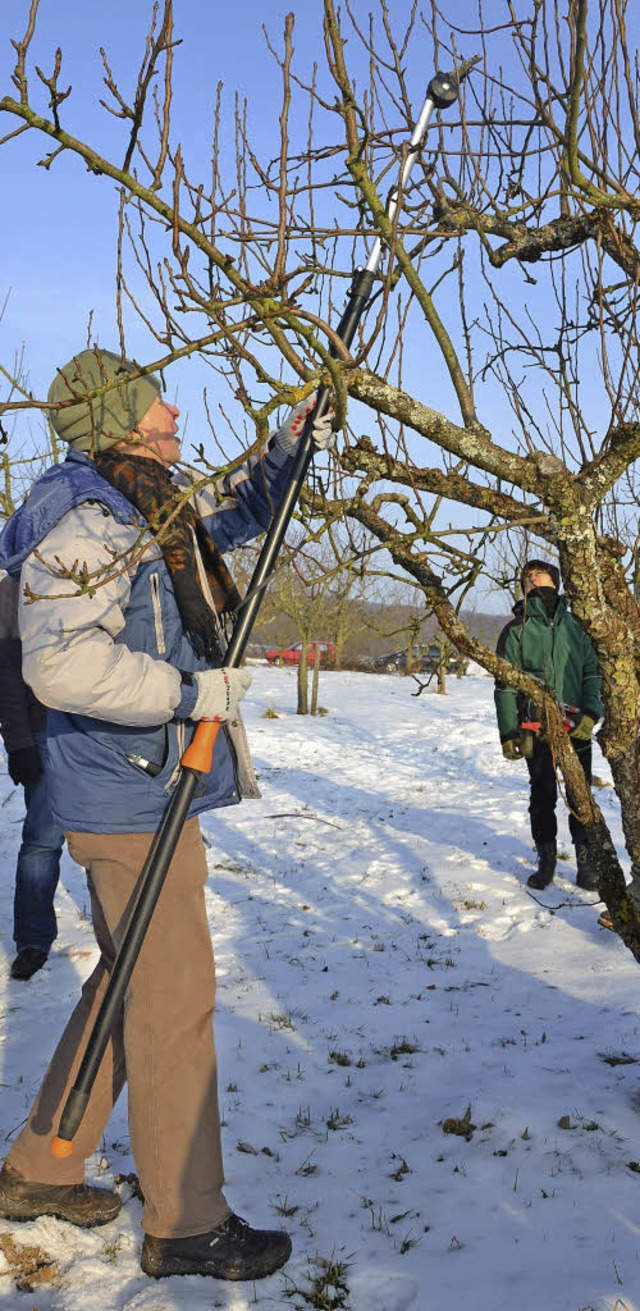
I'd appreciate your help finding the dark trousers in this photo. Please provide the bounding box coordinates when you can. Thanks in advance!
[526,738,592,846]
[14,733,64,954]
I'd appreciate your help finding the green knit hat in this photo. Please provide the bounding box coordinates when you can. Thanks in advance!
[48,348,162,453]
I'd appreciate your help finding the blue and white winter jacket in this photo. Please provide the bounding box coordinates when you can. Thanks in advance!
[0,440,294,833]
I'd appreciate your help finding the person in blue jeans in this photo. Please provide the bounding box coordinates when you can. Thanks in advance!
[0,575,64,979]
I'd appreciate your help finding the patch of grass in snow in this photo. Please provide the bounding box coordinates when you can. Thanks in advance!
[279,1105,314,1141]
[361,1197,390,1233]
[328,1049,352,1067]
[271,1193,300,1217]
[325,1107,353,1131]
[390,1156,411,1181]
[398,1228,423,1254]
[453,895,488,911]
[213,859,256,876]
[101,1235,125,1265]
[387,1036,421,1061]
[441,1106,476,1140]
[283,1253,352,1310]
[264,1008,300,1031]
[295,1153,319,1177]
[356,1086,385,1104]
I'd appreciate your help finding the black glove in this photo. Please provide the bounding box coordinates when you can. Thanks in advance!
[8,745,43,787]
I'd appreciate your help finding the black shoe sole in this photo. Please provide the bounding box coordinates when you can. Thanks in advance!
[0,1182,121,1228]
[0,1201,120,1227]
[141,1236,292,1281]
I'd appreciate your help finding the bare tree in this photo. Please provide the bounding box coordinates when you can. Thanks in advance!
[3,1,640,952]
[267,529,346,715]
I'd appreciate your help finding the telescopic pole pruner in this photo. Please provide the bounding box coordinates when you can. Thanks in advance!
[51,59,473,1158]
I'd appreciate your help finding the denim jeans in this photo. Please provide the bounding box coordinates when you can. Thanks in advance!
[14,733,64,955]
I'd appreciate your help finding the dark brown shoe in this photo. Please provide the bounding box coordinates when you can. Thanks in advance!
[141,1212,292,1280]
[0,1164,121,1227]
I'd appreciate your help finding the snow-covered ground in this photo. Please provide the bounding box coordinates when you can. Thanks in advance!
[0,667,639,1311]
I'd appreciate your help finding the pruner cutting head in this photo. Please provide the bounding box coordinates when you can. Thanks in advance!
[428,71,459,110]
[427,54,481,112]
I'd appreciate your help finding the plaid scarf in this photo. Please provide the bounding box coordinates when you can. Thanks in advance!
[95,451,241,662]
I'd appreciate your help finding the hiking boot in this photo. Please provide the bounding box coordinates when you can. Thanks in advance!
[10,948,48,981]
[575,843,599,891]
[0,1164,121,1227]
[527,840,556,890]
[141,1212,292,1281]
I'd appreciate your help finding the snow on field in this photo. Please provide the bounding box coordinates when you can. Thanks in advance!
[0,667,639,1311]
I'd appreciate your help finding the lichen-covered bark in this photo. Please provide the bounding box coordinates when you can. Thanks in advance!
[347,372,541,493]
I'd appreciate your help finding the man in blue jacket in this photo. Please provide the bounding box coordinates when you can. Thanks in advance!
[0,347,332,1282]
[495,559,603,892]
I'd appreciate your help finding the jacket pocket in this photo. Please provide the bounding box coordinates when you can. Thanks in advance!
[149,572,166,655]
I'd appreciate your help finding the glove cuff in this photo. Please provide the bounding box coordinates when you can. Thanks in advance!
[276,426,298,456]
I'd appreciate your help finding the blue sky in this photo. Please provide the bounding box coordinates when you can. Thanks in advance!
[1,1,338,408]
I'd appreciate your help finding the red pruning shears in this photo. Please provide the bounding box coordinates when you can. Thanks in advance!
[521,702,579,734]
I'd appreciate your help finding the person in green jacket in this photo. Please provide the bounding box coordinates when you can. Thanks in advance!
[494,559,603,891]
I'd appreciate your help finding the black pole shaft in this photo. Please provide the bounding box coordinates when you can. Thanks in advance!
[225,267,376,668]
[56,769,199,1142]
[54,69,464,1149]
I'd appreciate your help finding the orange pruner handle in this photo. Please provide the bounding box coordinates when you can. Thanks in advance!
[520,721,541,732]
[51,1136,75,1159]
[180,718,223,774]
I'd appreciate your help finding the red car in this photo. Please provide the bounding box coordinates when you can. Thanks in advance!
[265,640,335,667]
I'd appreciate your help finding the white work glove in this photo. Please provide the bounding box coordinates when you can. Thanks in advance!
[191,667,252,722]
[276,395,337,454]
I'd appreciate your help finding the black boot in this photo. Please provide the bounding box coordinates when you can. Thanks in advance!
[141,1212,292,1281]
[527,840,556,889]
[0,1164,121,1227]
[575,842,599,891]
[10,948,48,981]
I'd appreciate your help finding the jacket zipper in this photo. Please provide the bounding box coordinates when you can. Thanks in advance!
[149,573,166,655]
[164,721,185,793]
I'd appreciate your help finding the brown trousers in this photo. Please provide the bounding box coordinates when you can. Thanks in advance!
[6,817,230,1239]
